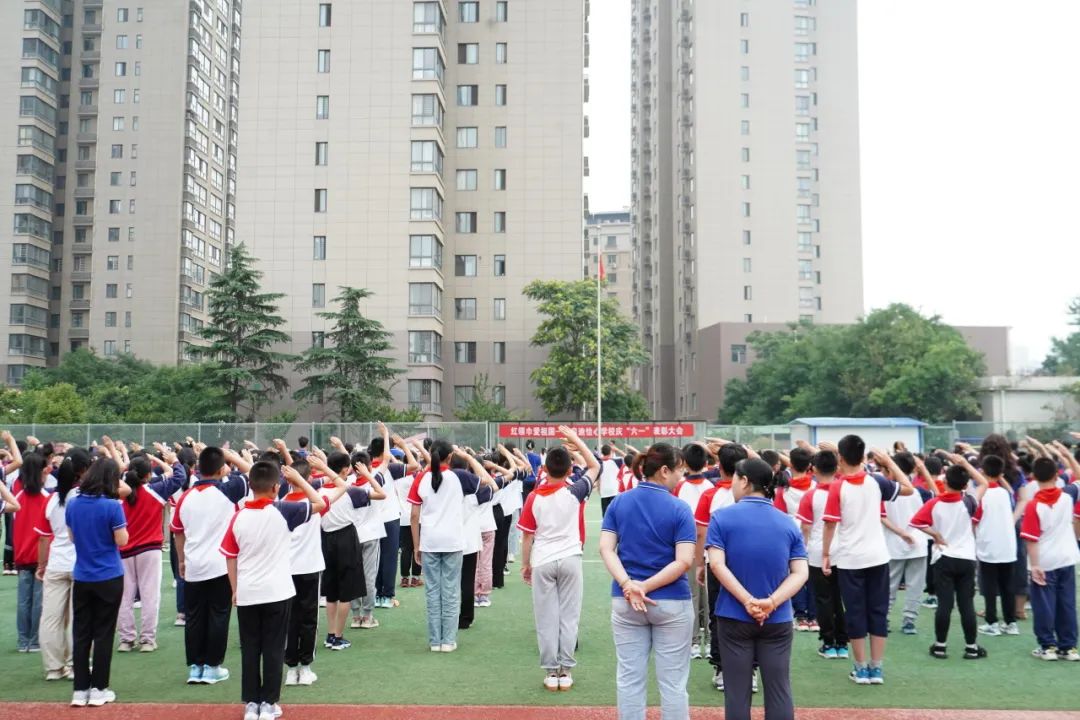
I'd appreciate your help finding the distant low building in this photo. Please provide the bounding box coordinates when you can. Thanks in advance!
[978,375,1080,423]
[789,417,926,453]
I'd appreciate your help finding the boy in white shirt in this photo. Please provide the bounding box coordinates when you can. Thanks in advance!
[973,455,1020,637]
[881,453,935,636]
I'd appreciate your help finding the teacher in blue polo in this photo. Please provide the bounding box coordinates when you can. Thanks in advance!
[706,458,809,720]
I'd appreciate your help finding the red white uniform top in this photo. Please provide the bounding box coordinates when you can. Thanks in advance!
[372,461,406,524]
[773,474,816,527]
[974,483,1017,564]
[1020,485,1080,572]
[883,484,931,561]
[493,469,524,514]
[616,464,638,493]
[463,477,500,555]
[169,473,249,582]
[674,474,714,518]
[349,473,387,545]
[120,463,187,559]
[795,481,834,567]
[694,481,736,528]
[283,490,333,575]
[822,471,901,570]
[219,498,311,606]
[33,489,79,573]
[407,467,488,553]
[396,471,419,526]
[1019,476,1065,503]
[517,474,591,567]
[319,484,372,532]
[909,491,982,563]
[598,457,624,499]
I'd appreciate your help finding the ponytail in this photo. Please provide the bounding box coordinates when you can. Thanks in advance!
[20,453,46,496]
[429,440,452,493]
[735,458,779,500]
[125,455,153,507]
[632,443,681,482]
[56,447,91,506]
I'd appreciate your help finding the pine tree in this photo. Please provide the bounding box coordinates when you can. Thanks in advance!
[190,243,294,419]
[293,287,404,421]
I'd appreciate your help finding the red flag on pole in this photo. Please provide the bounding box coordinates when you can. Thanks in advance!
[598,255,606,283]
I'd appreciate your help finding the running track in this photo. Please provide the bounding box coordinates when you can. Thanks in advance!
[4,705,1079,720]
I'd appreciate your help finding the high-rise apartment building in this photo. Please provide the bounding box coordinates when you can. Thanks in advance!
[631,0,863,419]
[585,210,633,315]
[0,0,241,385]
[238,1,585,419]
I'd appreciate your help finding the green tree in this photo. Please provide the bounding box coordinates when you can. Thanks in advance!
[293,287,404,421]
[1042,297,1080,375]
[21,383,89,424]
[190,243,294,419]
[455,373,526,421]
[523,279,647,418]
[600,387,651,422]
[124,365,233,423]
[719,305,986,424]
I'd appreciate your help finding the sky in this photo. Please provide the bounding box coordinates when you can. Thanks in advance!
[584,1,1080,373]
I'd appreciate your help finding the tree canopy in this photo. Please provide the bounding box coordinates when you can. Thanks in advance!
[454,373,525,421]
[1041,297,1080,376]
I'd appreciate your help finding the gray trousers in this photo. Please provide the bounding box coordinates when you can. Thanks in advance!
[531,556,583,670]
[611,598,693,720]
[888,556,926,622]
[350,539,380,617]
[717,618,794,720]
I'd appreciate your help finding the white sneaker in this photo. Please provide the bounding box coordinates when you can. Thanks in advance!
[258,703,275,720]
[71,690,89,707]
[1003,622,1020,636]
[558,672,573,691]
[297,666,317,685]
[244,702,260,720]
[543,672,559,691]
[133,600,142,609]
[318,597,327,608]
[690,643,702,659]
[430,645,441,652]
[88,688,116,706]
[439,643,457,653]
[751,671,759,694]
[1033,646,1059,661]
[284,667,299,686]
[713,670,724,691]
[978,623,1002,637]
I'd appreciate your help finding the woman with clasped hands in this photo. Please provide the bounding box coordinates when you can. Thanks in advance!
[706,458,810,720]
[599,443,696,720]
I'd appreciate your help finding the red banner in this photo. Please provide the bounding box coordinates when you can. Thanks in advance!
[497,423,696,440]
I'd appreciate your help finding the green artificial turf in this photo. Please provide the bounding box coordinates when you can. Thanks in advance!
[1,499,1076,709]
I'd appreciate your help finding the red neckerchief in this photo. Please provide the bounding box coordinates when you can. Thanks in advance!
[1034,487,1062,506]
[938,491,963,503]
[816,480,832,490]
[371,459,383,469]
[842,471,867,486]
[789,473,813,491]
[934,479,947,495]
[283,491,306,502]
[987,480,1001,489]
[244,497,274,510]
[684,474,707,485]
[534,480,568,497]
[715,478,733,490]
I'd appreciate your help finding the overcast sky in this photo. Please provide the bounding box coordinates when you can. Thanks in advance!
[584,1,1080,372]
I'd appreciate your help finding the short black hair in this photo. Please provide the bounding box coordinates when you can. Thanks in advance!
[249,461,282,493]
[326,451,350,474]
[545,447,573,479]
[945,464,969,491]
[601,444,611,456]
[892,451,916,476]
[293,458,311,480]
[682,444,708,472]
[789,447,813,473]
[924,456,944,476]
[198,447,226,477]
[980,455,1004,478]
[298,436,309,448]
[760,449,780,468]
[1032,457,1059,483]
[838,435,866,466]
[369,437,386,458]
[812,450,838,475]
[718,444,748,476]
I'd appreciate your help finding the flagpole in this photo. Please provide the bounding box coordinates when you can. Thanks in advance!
[596,259,602,450]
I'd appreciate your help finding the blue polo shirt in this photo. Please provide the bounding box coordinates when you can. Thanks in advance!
[601,481,697,600]
[66,494,127,583]
[705,496,808,624]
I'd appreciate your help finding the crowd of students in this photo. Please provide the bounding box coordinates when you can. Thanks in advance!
[1,425,1078,720]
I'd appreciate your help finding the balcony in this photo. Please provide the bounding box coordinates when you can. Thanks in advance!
[70,299,91,310]
[70,270,92,282]
[409,402,442,415]
[78,77,99,89]
[72,214,94,226]
[82,23,102,34]
[74,159,96,171]
[73,187,94,199]
[82,50,100,61]
[76,132,96,144]
[68,328,90,340]
[77,104,98,116]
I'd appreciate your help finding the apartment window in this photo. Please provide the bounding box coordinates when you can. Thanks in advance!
[319,3,332,26]
[457,43,479,64]
[409,283,442,317]
[455,298,476,320]
[412,48,444,80]
[459,1,479,23]
[408,330,442,364]
[105,312,117,327]
[796,95,811,116]
[315,141,328,165]
[107,255,119,270]
[113,116,125,131]
[493,169,507,190]
[409,379,441,412]
[740,39,749,54]
[105,283,118,298]
[797,231,813,252]
[103,340,117,357]
[409,234,443,268]
[496,1,508,22]
[493,341,506,364]
[456,169,478,191]
[740,66,750,81]
[493,211,506,233]
[743,285,752,301]
[124,311,131,327]
[456,212,477,233]
[797,149,812,169]
[410,188,442,220]
[135,35,141,49]
[493,254,506,276]
[117,8,129,22]
[313,235,326,260]
[108,227,120,242]
[797,177,812,197]
[799,286,815,309]
[312,283,326,308]
[457,85,478,106]
[455,254,477,277]
[495,84,507,106]
[741,202,751,218]
[454,342,476,363]
[116,35,128,49]
[411,140,443,173]
[731,344,747,364]
[411,94,443,126]
[796,122,811,142]
[316,95,329,119]
[795,42,816,61]
[740,174,750,190]
[115,62,127,76]
[494,126,507,148]
[456,127,478,148]
[314,189,328,212]
[740,120,750,135]
[795,69,812,89]
[798,260,816,282]
[797,204,812,223]
[109,200,121,214]
[742,258,752,273]
[740,93,750,109]
[795,15,816,35]
[495,43,507,64]
[454,386,475,406]
[317,49,331,73]
[741,147,750,162]
[413,2,442,33]
[493,298,506,320]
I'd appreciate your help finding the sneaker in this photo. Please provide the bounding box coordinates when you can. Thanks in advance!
[796,619,811,632]
[45,670,66,681]
[543,672,560,691]
[118,640,136,653]
[401,578,411,588]
[1033,646,1059,661]
[359,616,380,629]
[690,643,702,659]
[1003,622,1020,636]
[835,646,849,660]
[930,643,948,659]
[482,596,493,607]
[430,645,441,652]
[350,618,362,629]
[71,690,89,707]
[978,623,1002,637]
[284,667,299,686]
[440,643,457,653]
[133,600,142,609]
[414,577,425,587]
[817,644,832,659]
[27,644,40,653]
[712,670,724,691]
[187,664,204,684]
[201,665,230,684]
[849,666,871,685]
[63,667,75,680]
[963,644,988,659]
[319,596,327,607]
[901,620,917,635]
[751,671,759,694]
[807,620,820,632]
[324,633,336,649]
[558,672,573,691]
[139,640,158,652]
[868,667,884,685]
[920,595,938,609]
[244,703,260,720]
[332,636,351,651]
[1059,647,1080,662]
[175,614,186,627]
[258,703,280,720]
[88,688,116,706]
[298,665,318,685]
[503,567,511,575]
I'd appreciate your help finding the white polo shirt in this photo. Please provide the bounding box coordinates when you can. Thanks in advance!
[909,492,981,563]
[220,498,310,605]
[373,462,406,524]
[974,483,1017,564]
[693,482,735,528]
[674,475,713,517]
[320,485,372,532]
[883,487,931,560]
[396,472,418,526]
[34,489,79,573]
[795,482,834,568]
[598,457,623,499]
[170,475,249,582]
[407,467,485,553]
[822,472,900,570]
[350,474,387,545]
[283,491,331,575]
[517,475,590,567]
[1020,485,1080,572]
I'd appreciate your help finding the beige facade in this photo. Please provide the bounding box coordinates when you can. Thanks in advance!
[632,0,865,420]
[1,0,240,383]
[585,210,633,314]
[237,1,584,420]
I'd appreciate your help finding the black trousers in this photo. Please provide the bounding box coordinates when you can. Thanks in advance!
[399,524,421,578]
[3,513,13,566]
[934,556,977,645]
[717,618,794,720]
[376,519,400,598]
[491,506,512,589]
[707,565,722,671]
[809,565,848,647]
[285,572,320,667]
[924,545,936,594]
[601,495,614,517]
[185,574,232,667]
[459,551,477,629]
[72,576,124,692]
[238,600,290,705]
[980,560,1017,625]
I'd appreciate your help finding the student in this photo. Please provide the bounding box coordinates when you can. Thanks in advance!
[773,446,817,632]
[371,425,408,610]
[519,427,600,691]
[397,446,424,589]
[408,441,498,652]
[347,446,385,630]
[13,446,53,655]
[66,458,129,708]
[821,435,914,686]
[974,454,1020,636]
[221,462,325,720]
[296,436,310,459]
[168,446,198,627]
[707,458,809,720]
[909,455,989,660]
[117,451,186,653]
[459,451,495,630]
[796,450,849,660]
[917,455,946,609]
[673,443,714,660]
[476,446,517,609]
[597,444,623,517]
[882,452,935,635]
[600,443,696,720]
[490,455,522,591]
[1020,456,1080,661]
[171,447,251,685]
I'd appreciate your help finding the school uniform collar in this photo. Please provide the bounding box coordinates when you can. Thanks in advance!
[841,471,867,485]
[937,491,964,503]
[684,473,707,484]
[740,496,772,506]
[244,497,274,510]
[639,481,669,492]
[715,477,733,489]
[789,473,813,491]
[1034,487,1062,506]
[534,480,569,496]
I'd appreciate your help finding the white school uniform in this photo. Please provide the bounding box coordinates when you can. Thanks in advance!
[883,486,931,561]
[1019,485,1080,572]
[407,468,486,553]
[909,491,981,563]
[821,472,900,570]
[219,498,310,605]
[974,483,1017,564]
[795,482,833,568]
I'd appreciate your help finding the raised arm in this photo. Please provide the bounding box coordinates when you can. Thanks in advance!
[282,465,325,514]
[559,425,601,484]
[870,449,914,496]
[453,447,497,490]
[947,452,989,504]
[354,461,386,500]
[1,431,22,473]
